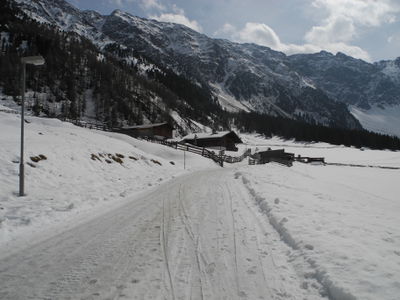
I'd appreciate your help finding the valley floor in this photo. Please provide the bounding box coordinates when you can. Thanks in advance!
[1,109,399,300]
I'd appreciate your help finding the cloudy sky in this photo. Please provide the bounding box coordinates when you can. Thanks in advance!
[68,0,400,62]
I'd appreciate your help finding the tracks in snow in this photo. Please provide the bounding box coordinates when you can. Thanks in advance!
[0,168,325,300]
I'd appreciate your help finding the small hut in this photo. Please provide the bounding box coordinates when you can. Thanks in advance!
[181,131,242,151]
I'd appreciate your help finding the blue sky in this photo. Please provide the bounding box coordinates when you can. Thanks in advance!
[68,0,400,62]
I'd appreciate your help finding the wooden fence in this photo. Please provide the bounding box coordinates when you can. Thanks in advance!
[294,156,325,164]
[141,137,251,167]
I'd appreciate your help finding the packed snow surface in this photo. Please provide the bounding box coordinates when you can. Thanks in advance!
[1,111,399,300]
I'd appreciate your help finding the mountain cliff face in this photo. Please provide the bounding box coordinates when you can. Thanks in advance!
[288,52,400,109]
[98,9,361,129]
[10,0,400,132]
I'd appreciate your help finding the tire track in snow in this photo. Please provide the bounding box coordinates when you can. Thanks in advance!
[161,194,176,300]
[178,185,205,300]
[226,185,242,297]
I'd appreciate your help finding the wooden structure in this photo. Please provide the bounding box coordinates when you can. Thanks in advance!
[250,149,295,167]
[295,155,325,164]
[116,122,173,139]
[144,137,251,167]
[181,131,242,152]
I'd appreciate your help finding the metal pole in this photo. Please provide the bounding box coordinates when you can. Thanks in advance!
[19,62,26,196]
[184,150,186,170]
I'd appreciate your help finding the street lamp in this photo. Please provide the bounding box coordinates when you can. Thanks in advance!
[19,55,45,197]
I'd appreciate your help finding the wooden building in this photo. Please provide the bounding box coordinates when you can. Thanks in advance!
[251,149,295,166]
[181,131,242,151]
[116,122,173,139]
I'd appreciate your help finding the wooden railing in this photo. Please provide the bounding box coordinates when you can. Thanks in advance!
[141,137,251,167]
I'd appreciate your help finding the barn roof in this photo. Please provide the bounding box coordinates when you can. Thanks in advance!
[120,122,173,130]
[182,131,242,143]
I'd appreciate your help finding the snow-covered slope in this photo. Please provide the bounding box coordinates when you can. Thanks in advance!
[350,105,400,137]
[0,106,217,249]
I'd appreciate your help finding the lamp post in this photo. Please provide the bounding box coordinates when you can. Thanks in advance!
[19,56,45,197]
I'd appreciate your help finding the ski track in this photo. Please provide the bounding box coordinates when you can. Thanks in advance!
[0,168,324,300]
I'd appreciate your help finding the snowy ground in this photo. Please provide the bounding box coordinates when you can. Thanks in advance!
[0,106,217,253]
[1,108,400,300]
[238,134,400,300]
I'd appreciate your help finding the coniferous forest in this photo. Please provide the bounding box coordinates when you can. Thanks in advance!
[1,0,400,150]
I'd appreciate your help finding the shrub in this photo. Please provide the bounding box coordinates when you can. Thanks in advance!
[30,156,40,162]
[112,155,123,164]
[91,153,101,161]
[151,159,162,166]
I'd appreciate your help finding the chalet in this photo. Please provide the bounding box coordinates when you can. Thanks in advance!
[116,122,173,139]
[181,131,242,151]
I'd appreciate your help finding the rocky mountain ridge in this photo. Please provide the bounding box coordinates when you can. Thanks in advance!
[11,0,400,131]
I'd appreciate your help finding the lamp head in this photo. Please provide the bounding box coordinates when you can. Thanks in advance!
[21,55,45,66]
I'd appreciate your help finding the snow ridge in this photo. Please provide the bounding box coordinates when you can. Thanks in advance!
[239,172,358,300]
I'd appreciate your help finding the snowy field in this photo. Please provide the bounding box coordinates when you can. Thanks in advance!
[238,134,400,300]
[1,107,400,300]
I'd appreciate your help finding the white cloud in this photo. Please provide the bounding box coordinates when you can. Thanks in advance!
[213,0,400,61]
[150,6,203,32]
[215,21,370,61]
[140,0,165,11]
[237,23,281,49]
[305,15,356,44]
[213,23,237,36]
[311,0,398,27]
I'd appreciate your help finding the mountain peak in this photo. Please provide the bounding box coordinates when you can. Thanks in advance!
[111,9,123,15]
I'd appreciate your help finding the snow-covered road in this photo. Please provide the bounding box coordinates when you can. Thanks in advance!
[0,168,322,300]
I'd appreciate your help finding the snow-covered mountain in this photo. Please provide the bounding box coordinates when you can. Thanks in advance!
[12,0,366,130]
[10,0,400,135]
[289,52,400,109]
[288,52,400,136]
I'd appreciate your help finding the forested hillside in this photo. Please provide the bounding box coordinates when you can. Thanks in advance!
[0,0,225,132]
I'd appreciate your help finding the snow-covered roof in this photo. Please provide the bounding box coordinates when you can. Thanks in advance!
[182,131,241,142]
